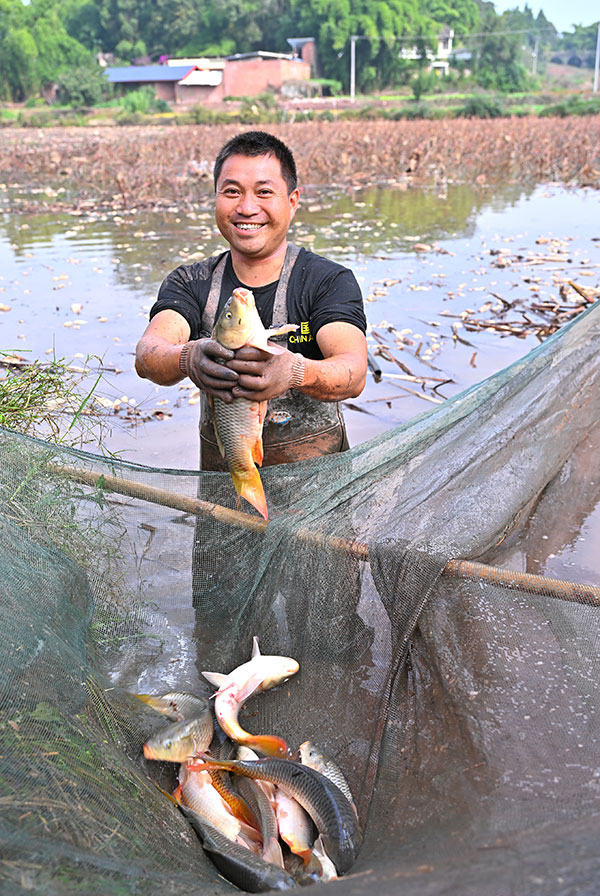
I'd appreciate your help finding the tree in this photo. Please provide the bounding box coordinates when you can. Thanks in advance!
[423,0,479,37]
[289,0,436,91]
[0,26,38,100]
[32,12,91,87]
[472,7,530,92]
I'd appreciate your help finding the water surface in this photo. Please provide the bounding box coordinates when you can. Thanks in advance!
[1,181,599,584]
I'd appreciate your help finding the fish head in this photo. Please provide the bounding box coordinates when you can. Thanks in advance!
[213,288,258,350]
[298,740,319,765]
[143,730,194,762]
[255,655,300,691]
[143,714,211,763]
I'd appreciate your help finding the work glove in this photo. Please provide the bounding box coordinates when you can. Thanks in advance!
[181,338,238,402]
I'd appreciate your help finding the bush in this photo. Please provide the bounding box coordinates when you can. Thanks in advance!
[539,96,600,117]
[411,69,437,101]
[456,96,503,118]
[55,65,111,108]
[120,86,159,114]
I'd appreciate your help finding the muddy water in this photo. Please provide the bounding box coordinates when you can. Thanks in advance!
[1,181,599,585]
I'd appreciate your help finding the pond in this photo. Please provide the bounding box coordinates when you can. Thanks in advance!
[1,180,599,584]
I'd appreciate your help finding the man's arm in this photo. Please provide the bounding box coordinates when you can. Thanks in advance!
[228,321,367,402]
[135,309,238,397]
[135,310,191,385]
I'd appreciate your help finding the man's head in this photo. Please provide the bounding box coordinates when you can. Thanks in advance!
[213,131,298,195]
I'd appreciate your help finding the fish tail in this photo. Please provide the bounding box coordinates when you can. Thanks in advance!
[231,467,268,520]
[245,734,290,758]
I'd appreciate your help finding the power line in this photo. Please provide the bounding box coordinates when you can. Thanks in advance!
[353,27,557,45]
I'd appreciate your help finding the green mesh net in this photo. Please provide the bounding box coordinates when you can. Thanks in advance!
[1,300,600,895]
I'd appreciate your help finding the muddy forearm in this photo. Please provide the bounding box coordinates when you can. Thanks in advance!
[135,335,185,386]
[299,353,366,401]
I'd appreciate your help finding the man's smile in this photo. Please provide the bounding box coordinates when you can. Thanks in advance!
[234,222,264,231]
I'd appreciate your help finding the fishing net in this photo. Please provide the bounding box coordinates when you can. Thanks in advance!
[1,299,600,896]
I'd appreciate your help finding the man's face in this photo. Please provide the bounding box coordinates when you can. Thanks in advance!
[215,153,299,262]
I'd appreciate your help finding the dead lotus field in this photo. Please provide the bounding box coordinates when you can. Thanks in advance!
[1,116,599,213]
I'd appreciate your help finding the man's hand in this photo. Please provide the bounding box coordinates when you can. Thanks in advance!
[227,345,297,402]
[185,338,238,402]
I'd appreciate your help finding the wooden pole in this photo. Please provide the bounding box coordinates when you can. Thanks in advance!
[55,464,600,607]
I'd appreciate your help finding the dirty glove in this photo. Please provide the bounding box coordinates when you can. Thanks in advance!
[179,338,238,402]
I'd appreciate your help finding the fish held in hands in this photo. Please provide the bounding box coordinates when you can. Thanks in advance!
[211,287,298,520]
[202,636,299,758]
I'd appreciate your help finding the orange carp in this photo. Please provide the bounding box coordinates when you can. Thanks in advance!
[211,287,298,520]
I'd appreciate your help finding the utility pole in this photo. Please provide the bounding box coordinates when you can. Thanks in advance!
[350,35,358,101]
[594,21,600,94]
[531,34,539,76]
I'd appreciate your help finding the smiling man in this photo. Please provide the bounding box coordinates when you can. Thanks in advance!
[135,130,367,469]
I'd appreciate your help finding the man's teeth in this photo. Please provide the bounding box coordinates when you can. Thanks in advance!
[237,223,262,230]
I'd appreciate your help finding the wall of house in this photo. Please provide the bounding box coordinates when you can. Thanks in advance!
[155,82,178,103]
[174,83,217,104]
[215,57,310,101]
[300,40,316,71]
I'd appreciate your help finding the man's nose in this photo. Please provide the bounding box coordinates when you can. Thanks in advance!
[236,192,260,215]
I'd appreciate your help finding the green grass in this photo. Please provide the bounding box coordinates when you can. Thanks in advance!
[0,352,110,450]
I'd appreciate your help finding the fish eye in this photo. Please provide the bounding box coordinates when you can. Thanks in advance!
[225,311,232,319]
[164,740,172,750]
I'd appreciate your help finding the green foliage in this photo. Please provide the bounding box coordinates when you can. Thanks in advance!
[32,11,91,86]
[0,354,109,449]
[558,22,599,54]
[0,27,38,101]
[455,95,502,118]
[539,95,600,118]
[118,85,169,113]
[289,0,437,92]
[472,8,531,93]
[55,65,111,107]
[188,104,231,124]
[423,0,479,35]
[411,67,437,100]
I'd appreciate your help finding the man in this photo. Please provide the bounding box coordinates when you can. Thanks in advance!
[135,130,367,469]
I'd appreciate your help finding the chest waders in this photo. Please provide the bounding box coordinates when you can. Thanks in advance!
[199,244,348,470]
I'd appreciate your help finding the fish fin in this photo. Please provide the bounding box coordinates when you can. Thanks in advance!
[201,671,229,690]
[235,671,266,704]
[252,432,264,467]
[265,324,299,339]
[251,636,260,659]
[231,466,268,520]
[245,734,290,758]
[262,837,285,869]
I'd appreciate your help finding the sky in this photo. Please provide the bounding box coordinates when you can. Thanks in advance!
[491,1,599,33]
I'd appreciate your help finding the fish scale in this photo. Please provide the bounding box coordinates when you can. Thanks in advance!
[211,287,298,520]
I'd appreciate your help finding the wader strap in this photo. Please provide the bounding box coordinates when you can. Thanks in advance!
[200,253,228,336]
[272,243,300,328]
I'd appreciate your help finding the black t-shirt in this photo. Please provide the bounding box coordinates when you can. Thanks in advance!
[149,248,366,361]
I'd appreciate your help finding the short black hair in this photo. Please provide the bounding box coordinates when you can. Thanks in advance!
[213,131,298,194]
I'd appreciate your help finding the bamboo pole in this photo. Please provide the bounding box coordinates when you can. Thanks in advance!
[54,464,600,607]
